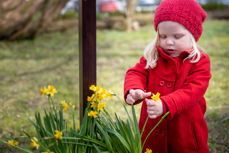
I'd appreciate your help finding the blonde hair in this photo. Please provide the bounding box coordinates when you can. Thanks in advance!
[144,30,201,69]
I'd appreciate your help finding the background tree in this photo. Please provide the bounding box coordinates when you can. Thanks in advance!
[125,0,138,32]
[0,0,68,40]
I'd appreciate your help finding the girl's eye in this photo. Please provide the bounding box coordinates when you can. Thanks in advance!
[174,35,183,39]
[160,35,166,39]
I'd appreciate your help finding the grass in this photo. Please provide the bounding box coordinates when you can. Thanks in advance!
[0,19,228,152]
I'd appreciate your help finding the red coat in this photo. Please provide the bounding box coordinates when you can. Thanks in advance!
[124,47,211,153]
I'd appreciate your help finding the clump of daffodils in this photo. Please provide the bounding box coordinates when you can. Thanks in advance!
[87,85,113,118]
[40,85,57,97]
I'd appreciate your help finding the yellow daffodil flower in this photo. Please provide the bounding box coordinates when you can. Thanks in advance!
[98,102,106,111]
[46,85,57,96]
[89,85,96,91]
[40,87,47,96]
[95,94,102,101]
[151,92,160,102]
[61,101,68,112]
[101,91,112,99]
[8,140,18,147]
[87,96,93,102]
[95,86,102,93]
[105,91,112,98]
[99,88,106,95]
[145,148,152,153]
[77,125,80,130]
[54,130,62,140]
[30,137,39,149]
[88,111,98,118]
[90,101,96,108]
[72,105,76,109]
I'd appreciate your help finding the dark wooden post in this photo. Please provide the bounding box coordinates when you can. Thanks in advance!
[79,0,96,123]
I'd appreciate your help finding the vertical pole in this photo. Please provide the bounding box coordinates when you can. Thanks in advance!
[79,0,96,123]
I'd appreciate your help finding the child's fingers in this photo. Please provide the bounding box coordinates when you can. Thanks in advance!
[145,99,157,106]
[147,109,159,118]
[126,94,135,105]
[147,106,156,112]
[135,91,142,98]
[129,89,135,95]
[143,92,151,98]
[129,89,138,99]
[136,91,151,99]
[129,89,151,100]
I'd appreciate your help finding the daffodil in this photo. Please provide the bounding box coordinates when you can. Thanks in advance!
[90,101,96,108]
[54,130,62,140]
[61,100,68,112]
[98,102,106,111]
[46,85,57,96]
[95,86,102,93]
[89,85,96,91]
[30,137,39,149]
[40,87,47,96]
[145,148,152,153]
[77,125,80,130]
[101,91,112,99]
[87,96,93,102]
[8,140,18,147]
[95,94,103,101]
[88,111,98,118]
[105,91,112,98]
[151,92,160,102]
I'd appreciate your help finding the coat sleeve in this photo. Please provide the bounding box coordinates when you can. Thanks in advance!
[124,56,149,104]
[160,53,211,119]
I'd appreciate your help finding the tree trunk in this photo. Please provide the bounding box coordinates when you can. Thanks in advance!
[0,0,68,40]
[125,0,138,32]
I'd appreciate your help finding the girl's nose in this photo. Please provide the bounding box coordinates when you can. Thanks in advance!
[166,39,174,45]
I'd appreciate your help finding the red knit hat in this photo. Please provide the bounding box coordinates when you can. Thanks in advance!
[154,0,207,41]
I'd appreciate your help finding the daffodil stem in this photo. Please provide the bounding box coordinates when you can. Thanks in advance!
[72,108,76,130]
[142,111,170,150]
[48,96,56,112]
[141,117,149,137]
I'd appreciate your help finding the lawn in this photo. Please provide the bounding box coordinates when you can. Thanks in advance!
[0,19,228,152]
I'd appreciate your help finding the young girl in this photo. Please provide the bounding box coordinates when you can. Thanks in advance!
[124,0,211,153]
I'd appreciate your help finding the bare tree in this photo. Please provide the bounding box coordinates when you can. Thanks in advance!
[125,0,138,32]
[0,0,68,40]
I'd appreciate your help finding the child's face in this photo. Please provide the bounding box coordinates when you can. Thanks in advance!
[158,21,193,57]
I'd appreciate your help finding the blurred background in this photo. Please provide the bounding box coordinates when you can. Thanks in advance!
[0,0,228,152]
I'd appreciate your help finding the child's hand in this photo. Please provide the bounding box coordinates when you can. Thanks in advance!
[146,99,163,119]
[126,89,151,105]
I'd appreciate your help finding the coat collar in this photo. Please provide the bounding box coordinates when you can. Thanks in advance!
[156,46,191,61]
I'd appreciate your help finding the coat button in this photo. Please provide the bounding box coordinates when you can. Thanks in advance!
[167,82,172,88]
[159,81,164,86]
